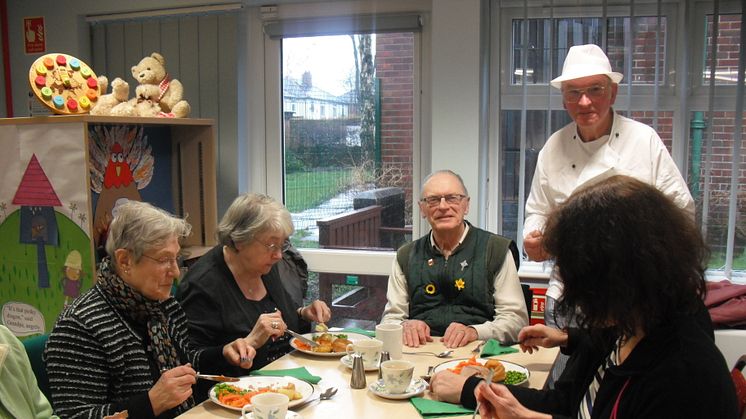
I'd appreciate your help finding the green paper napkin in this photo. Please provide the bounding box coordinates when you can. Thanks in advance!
[410,397,473,418]
[339,327,376,337]
[250,367,322,384]
[480,339,518,357]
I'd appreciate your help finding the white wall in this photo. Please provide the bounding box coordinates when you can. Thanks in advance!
[430,0,482,224]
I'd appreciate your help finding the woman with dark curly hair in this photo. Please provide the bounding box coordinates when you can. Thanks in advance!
[431,175,738,418]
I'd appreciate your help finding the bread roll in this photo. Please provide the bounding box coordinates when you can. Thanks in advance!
[484,359,506,382]
[331,338,352,353]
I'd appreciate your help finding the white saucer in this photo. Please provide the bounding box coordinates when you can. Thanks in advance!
[340,354,380,371]
[368,378,428,400]
[238,411,303,419]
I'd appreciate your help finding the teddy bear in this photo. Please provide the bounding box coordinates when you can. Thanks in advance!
[130,52,191,118]
[89,76,136,117]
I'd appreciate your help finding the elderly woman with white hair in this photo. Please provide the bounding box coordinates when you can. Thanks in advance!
[45,201,256,419]
[177,193,331,376]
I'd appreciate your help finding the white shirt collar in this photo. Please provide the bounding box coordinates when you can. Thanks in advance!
[429,222,470,252]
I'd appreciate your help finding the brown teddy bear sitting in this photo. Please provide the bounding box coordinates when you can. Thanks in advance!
[89,76,136,117]
[130,52,190,118]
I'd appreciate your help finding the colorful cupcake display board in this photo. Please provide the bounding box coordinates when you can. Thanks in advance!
[28,53,101,115]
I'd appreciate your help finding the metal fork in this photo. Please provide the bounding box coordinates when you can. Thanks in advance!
[472,368,495,418]
[294,387,338,410]
[471,341,485,355]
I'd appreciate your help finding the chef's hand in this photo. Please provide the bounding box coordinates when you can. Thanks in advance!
[523,230,549,262]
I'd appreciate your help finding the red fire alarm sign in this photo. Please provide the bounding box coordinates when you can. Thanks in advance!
[24,17,46,54]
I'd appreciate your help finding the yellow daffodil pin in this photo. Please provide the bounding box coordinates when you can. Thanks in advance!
[454,278,465,291]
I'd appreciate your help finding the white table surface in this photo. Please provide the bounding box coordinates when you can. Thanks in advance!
[176,339,558,419]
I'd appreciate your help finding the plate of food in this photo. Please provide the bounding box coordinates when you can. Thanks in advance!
[290,332,371,357]
[432,356,530,386]
[209,376,314,411]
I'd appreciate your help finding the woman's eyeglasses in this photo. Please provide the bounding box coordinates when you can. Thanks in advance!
[255,239,284,255]
[420,194,467,207]
[562,84,608,103]
[141,254,179,270]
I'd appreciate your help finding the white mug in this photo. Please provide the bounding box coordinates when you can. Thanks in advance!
[346,338,383,367]
[243,392,289,419]
[375,323,403,360]
[380,359,415,394]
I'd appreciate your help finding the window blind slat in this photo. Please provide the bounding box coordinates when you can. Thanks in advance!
[264,14,422,39]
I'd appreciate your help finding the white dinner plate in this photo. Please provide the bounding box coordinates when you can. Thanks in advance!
[209,376,315,412]
[238,412,303,419]
[368,378,428,400]
[340,354,380,371]
[432,358,530,386]
[289,332,372,357]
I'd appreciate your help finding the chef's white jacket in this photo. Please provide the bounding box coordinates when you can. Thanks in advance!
[524,110,695,300]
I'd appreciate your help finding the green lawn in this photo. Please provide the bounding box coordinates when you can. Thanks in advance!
[709,248,746,271]
[285,169,356,212]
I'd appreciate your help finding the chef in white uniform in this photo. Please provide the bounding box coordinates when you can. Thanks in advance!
[523,44,695,328]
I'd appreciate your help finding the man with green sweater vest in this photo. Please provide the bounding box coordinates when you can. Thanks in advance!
[381,170,528,348]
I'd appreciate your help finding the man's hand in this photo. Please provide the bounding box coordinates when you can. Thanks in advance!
[442,322,478,348]
[523,230,549,262]
[402,319,432,347]
[429,370,469,404]
[517,324,568,354]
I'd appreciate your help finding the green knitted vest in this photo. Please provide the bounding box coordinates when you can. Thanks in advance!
[396,225,514,336]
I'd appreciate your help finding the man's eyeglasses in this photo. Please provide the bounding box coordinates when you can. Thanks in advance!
[420,194,467,207]
[562,84,608,103]
[141,254,179,270]
[256,239,283,255]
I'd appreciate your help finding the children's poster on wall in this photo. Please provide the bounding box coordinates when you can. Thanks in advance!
[23,17,46,54]
[0,122,175,338]
[88,124,174,249]
[0,123,92,337]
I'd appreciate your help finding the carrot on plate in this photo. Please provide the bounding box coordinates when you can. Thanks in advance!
[294,339,312,351]
[449,356,483,374]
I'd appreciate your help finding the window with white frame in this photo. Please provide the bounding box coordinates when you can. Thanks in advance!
[263,13,423,327]
[492,0,745,280]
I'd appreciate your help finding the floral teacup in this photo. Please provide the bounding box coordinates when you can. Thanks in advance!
[242,392,289,419]
[380,359,415,394]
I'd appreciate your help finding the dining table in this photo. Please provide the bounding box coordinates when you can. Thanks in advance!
[176,338,559,419]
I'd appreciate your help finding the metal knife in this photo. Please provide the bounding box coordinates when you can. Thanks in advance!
[196,373,240,382]
[287,330,319,347]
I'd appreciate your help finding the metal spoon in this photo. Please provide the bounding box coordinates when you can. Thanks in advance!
[403,350,453,358]
[294,387,338,410]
